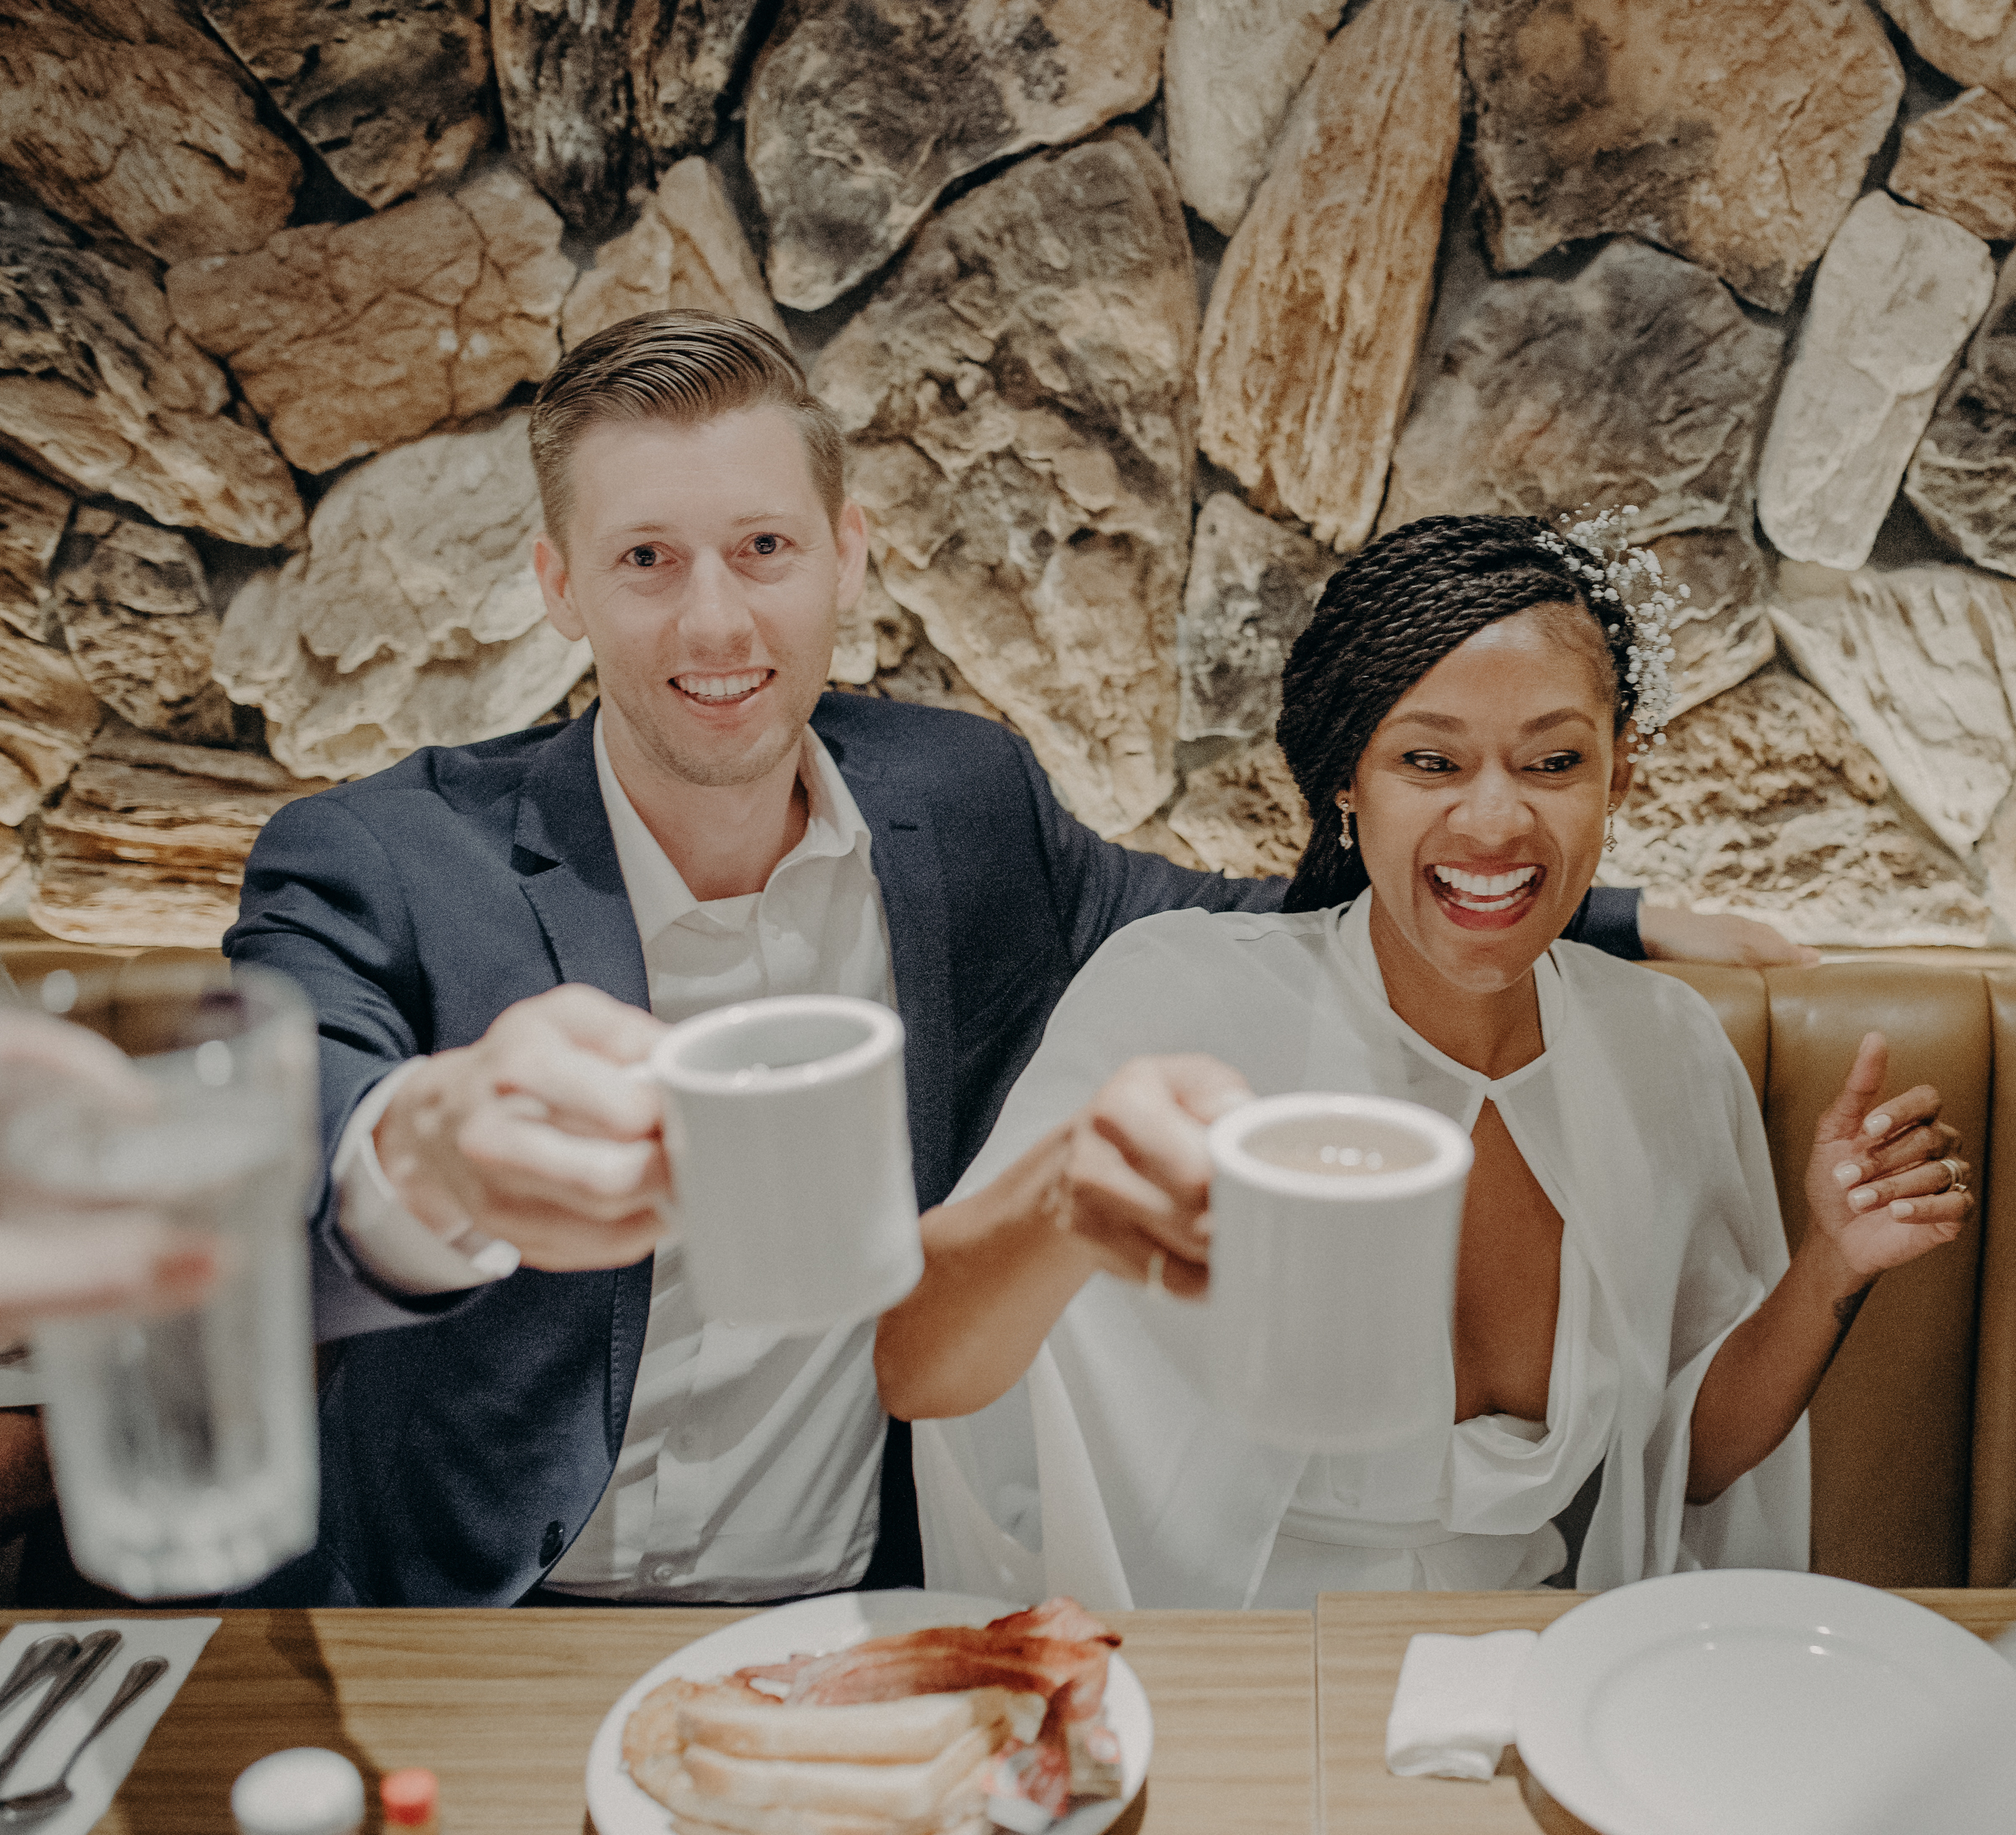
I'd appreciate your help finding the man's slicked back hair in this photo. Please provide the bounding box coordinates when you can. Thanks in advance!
[529,309,848,544]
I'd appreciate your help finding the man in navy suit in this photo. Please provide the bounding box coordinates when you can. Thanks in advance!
[225,311,1805,1606]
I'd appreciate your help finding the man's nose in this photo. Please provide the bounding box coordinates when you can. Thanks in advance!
[679,551,756,649]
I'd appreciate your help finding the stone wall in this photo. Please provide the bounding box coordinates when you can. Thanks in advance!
[3,0,2013,947]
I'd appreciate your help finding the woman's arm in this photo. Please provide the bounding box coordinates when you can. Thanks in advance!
[1686,1033,1968,1504]
[874,1056,1247,1421]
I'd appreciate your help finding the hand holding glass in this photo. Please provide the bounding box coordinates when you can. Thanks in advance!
[0,964,319,1599]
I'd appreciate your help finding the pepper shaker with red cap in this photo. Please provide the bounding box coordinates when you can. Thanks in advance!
[381,1768,439,1833]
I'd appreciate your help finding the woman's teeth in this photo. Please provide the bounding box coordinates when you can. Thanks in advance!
[676,670,767,702]
[1431,865,1539,911]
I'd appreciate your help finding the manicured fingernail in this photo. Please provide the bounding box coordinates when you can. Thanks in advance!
[1850,1186,1877,1211]
[1833,1161,1861,1186]
[1892,1199,1915,1219]
[1864,1113,1892,1137]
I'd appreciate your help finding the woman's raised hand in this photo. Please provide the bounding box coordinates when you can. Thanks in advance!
[1044,1054,1252,1299]
[1804,1032,1970,1285]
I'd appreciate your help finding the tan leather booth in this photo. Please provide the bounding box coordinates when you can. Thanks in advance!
[1649,960,2016,1588]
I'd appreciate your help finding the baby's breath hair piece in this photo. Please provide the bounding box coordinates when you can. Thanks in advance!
[1532,506,1682,760]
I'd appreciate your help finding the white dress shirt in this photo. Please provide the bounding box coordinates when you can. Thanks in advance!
[334,714,899,1601]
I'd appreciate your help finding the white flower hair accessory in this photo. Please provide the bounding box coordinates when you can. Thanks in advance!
[1532,505,1682,761]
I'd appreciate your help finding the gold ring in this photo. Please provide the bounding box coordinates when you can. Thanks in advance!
[1145,1250,1166,1296]
[1940,1157,1966,1195]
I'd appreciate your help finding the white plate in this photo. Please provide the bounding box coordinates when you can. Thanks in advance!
[585,1591,1152,1835]
[1516,1569,2016,1835]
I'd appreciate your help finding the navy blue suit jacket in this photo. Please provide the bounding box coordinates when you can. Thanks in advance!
[224,694,1639,1606]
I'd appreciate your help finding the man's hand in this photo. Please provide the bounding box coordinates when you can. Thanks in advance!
[1047,1054,1252,1298]
[375,985,672,1272]
[1804,1032,1969,1289]
[1638,904,1820,967]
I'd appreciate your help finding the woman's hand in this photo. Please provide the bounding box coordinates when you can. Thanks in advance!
[1043,1054,1253,1299]
[1691,1031,1968,1504]
[1803,1032,1969,1288]
[876,1054,1251,1420]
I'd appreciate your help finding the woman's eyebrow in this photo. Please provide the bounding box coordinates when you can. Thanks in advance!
[1520,707,1599,736]
[1386,707,1598,735]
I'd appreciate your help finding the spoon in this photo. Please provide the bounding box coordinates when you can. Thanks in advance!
[0,1642,76,1722]
[0,1633,118,1795]
[0,1658,168,1825]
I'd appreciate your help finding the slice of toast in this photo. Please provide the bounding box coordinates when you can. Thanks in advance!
[658,1756,990,1834]
[678,1689,1009,1764]
[681,1724,998,1822]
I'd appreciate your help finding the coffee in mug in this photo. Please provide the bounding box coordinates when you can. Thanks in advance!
[1204,1093,1471,1465]
[639,995,923,1329]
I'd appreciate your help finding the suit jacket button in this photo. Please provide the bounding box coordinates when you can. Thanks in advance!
[539,1520,564,1565]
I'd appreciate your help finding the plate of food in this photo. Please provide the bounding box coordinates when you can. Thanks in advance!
[1515,1569,2016,1835]
[585,1591,1151,1835]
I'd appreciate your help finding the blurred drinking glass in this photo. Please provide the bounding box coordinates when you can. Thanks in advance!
[0,961,319,1599]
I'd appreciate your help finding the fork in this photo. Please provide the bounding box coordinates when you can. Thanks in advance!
[0,1659,168,1825]
[0,1642,76,1722]
[0,1633,119,1796]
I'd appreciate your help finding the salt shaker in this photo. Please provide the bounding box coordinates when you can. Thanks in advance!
[232,1748,365,1835]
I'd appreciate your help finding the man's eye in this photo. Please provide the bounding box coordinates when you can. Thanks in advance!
[627,546,659,568]
[750,534,781,557]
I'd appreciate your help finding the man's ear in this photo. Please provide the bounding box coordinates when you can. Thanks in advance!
[832,500,869,615]
[533,533,585,641]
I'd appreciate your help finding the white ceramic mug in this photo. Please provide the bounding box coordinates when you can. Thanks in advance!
[639,994,924,1330]
[1204,1092,1472,1460]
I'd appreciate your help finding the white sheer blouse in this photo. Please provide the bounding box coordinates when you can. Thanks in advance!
[913,896,1809,1609]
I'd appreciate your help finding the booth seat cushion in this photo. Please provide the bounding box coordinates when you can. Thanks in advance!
[1649,961,1995,1588]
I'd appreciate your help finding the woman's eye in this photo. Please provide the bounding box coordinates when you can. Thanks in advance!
[749,534,781,557]
[1532,751,1583,774]
[627,545,659,568]
[1400,751,1456,774]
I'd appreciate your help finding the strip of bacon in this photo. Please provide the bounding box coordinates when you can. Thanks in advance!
[732,1600,1118,1723]
[986,1600,1120,1648]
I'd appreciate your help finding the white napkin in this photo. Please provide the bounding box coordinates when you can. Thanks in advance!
[1383,1628,1538,1782]
[0,1616,219,1833]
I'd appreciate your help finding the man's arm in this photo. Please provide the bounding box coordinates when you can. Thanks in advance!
[1012,741,1812,970]
[228,794,487,1340]
[229,797,671,1338]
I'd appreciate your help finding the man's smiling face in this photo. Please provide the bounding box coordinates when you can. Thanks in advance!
[533,407,868,790]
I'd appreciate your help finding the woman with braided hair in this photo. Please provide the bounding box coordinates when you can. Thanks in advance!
[879,513,1971,1606]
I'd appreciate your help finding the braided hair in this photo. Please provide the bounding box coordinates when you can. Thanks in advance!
[1277,514,1641,914]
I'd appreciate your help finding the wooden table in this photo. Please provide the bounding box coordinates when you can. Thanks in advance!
[0,1607,1314,1835]
[8,1588,2011,1832]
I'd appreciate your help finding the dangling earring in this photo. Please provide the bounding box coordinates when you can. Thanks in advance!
[1338,802,1354,856]
[1604,802,1618,854]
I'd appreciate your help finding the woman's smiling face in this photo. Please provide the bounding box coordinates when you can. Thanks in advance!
[1344,603,1634,996]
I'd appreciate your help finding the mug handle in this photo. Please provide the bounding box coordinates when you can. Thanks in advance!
[625,1059,684,1247]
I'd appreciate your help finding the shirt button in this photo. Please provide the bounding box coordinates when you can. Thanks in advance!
[650,1563,678,1586]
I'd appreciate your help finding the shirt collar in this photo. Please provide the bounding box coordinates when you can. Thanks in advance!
[591,711,874,945]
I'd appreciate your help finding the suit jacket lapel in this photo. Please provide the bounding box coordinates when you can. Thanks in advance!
[511,709,654,1454]
[512,709,651,1012]
[839,749,957,1211]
